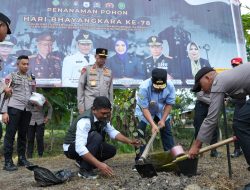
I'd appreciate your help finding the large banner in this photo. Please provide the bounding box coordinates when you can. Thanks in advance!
[0,0,246,88]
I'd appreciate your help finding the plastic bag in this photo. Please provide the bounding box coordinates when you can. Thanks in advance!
[26,165,72,187]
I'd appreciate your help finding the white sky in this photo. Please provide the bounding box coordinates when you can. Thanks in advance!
[240,0,250,14]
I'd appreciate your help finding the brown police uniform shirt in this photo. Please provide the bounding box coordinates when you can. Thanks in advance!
[197,63,250,144]
[2,72,36,112]
[29,100,53,126]
[77,64,113,111]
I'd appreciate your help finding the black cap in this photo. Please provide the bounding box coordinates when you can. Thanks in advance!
[0,13,11,34]
[147,36,163,46]
[192,67,215,92]
[151,68,167,89]
[36,32,54,42]
[96,48,108,57]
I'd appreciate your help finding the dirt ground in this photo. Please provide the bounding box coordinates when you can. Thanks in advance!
[0,147,249,190]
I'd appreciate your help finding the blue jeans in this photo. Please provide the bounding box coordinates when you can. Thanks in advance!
[135,116,174,161]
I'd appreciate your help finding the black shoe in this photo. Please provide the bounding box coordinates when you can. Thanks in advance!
[78,169,98,179]
[210,150,219,157]
[244,183,250,190]
[17,157,33,167]
[3,160,18,171]
[230,149,242,158]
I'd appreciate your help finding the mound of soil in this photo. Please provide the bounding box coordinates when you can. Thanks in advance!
[0,147,249,190]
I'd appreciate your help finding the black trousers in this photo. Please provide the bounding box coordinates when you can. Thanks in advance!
[232,101,245,150]
[27,123,45,157]
[233,99,250,166]
[193,101,218,145]
[64,131,116,171]
[0,122,2,140]
[4,107,32,161]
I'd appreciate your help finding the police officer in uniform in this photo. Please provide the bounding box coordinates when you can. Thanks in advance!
[29,32,61,79]
[0,36,17,78]
[77,48,113,114]
[189,66,250,178]
[144,36,174,79]
[62,33,95,87]
[0,12,12,140]
[2,55,35,171]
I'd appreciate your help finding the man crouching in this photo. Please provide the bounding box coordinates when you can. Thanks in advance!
[63,96,140,179]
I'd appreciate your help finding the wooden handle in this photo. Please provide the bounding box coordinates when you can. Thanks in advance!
[140,131,157,160]
[173,136,236,163]
[199,136,236,154]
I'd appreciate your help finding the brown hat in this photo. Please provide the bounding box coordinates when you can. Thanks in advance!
[192,67,215,92]
[96,48,108,57]
[0,13,11,34]
[151,68,167,89]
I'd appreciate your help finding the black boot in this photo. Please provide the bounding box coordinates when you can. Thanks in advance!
[17,156,33,167]
[230,149,242,158]
[3,160,18,171]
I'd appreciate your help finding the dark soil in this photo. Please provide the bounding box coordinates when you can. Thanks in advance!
[0,146,249,190]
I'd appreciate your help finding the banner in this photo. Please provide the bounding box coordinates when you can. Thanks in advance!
[0,0,246,88]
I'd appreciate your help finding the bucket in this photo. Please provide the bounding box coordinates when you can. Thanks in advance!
[176,158,198,177]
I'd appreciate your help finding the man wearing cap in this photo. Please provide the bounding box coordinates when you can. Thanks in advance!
[0,36,17,77]
[228,57,245,158]
[62,33,95,87]
[0,12,11,42]
[134,68,175,163]
[144,36,174,79]
[77,48,113,114]
[0,12,12,141]
[158,14,191,70]
[29,32,61,80]
[189,64,250,172]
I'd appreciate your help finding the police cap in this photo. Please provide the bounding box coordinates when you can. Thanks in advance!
[151,68,167,89]
[36,32,54,42]
[96,48,108,57]
[0,12,11,34]
[76,33,93,44]
[147,36,163,46]
[192,67,215,92]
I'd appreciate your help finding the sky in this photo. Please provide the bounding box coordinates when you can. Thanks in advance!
[240,0,250,14]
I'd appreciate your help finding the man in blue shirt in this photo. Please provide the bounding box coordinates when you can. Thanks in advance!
[134,68,176,162]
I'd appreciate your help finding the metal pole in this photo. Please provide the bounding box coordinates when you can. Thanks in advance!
[222,101,232,178]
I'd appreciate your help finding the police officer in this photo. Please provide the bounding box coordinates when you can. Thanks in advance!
[27,98,53,158]
[77,48,113,114]
[62,33,95,87]
[144,36,173,79]
[29,32,61,79]
[2,55,35,171]
[189,66,250,172]
[0,12,12,141]
[229,57,245,158]
[134,68,175,164]
[0,36,17,78]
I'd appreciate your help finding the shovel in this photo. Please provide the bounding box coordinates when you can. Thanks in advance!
[135,131,158,178]
[162,136,236,170]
